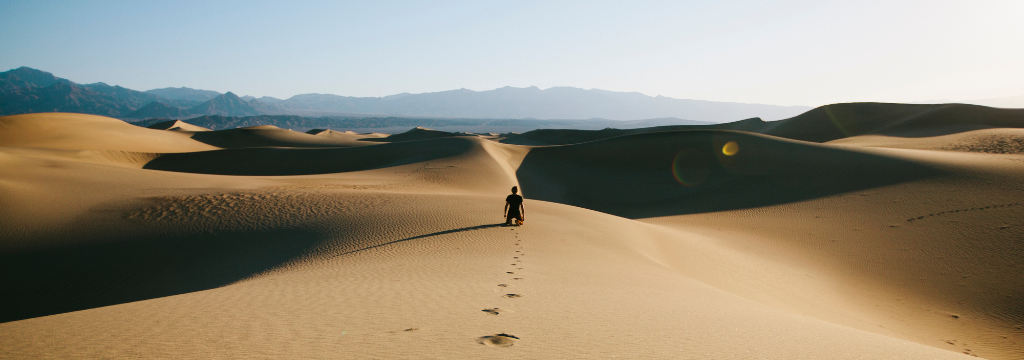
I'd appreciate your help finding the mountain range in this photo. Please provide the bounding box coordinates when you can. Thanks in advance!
[1,66,815,122]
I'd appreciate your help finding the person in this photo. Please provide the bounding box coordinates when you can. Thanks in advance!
[504,186,525,226]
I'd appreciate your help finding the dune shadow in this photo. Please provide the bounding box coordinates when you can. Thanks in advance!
[500,104,1024,147]
[760,103,1024,142]
[0,228,321,324]
[516,130,943,219]
[328,224,506,259]
[143,137,474,176]
[0,222,510,324]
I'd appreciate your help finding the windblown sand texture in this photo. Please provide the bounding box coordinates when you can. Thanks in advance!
[1,105,1023,359]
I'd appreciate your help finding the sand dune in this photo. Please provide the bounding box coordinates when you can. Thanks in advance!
[145,137,478,176]
[0,113,217,152]
[515,129,940,217]
[762,103,1024,142]
[1,107,1022,359]
[502,103,1024,146]
[147,119,213,132]
[831,128,1024,154]
[184,125,380,148]
[362,126,467,143]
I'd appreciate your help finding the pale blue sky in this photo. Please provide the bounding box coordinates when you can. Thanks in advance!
[2,0,1021,106]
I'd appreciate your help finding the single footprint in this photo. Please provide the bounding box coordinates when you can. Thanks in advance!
[477,333,519,347]
[505,294,523,298]
[481,308,502,315]
[512,278,523,280]
[507,271,514,274]
[497,284,507,287]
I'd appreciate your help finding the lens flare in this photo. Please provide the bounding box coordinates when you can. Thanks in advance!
[672,149,710,186]
[722,141,739,156]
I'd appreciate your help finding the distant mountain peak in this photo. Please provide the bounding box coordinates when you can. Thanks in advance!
[1,66,69,89]
[186,91,261,117]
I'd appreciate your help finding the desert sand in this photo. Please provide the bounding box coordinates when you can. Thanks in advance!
[1,106,1022,359]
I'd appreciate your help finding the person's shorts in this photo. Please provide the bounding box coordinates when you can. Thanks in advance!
[507,211,522,220]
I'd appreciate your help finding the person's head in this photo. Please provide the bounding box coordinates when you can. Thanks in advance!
[511,186,518,194]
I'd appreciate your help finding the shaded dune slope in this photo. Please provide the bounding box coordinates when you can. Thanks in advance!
[503,103,1024,146]
[360,126,465,143]
[0,224,322,323]
[516,129,939,217]
[499,117,766,145]
[144,136,482,176]
[187,125,379,148]
[764,103,1024,142]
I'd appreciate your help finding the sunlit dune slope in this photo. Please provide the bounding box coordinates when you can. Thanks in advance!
[0,113,217,152]
[830,127,1024,154]
[147,119,212,132]
[307,128,388,140]
[0,179,976,359]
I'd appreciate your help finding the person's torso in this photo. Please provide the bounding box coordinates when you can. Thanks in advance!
[506,194,523,207]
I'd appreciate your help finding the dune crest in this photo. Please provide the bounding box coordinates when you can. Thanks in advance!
[0,113,217,152]
[147,119,212,132]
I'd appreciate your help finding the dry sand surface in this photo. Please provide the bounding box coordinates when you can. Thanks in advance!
[1,109,1022,359]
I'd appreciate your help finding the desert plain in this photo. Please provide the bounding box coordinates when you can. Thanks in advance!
[1,103,1023,359]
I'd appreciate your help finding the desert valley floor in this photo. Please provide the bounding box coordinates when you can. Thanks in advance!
[1,104,1023,359]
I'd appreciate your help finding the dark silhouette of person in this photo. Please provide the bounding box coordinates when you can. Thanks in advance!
[504,186,524,226]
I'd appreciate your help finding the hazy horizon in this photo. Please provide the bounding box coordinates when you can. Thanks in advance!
[2,1,1022,107]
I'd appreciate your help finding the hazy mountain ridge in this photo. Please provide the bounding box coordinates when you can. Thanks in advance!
[0,67,202,116]
[131,101,191,119]
[274,86,812,122]
[1,67,818,122]
[0,79,135,116]
[145,87,221,102]
[0,67,259,118]
[129,115,714,134]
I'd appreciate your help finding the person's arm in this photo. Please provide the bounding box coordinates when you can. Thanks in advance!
[504,202,509,217]
[519,203,525,219]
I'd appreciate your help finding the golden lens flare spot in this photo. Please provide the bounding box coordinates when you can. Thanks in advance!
[722,141,739,156]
